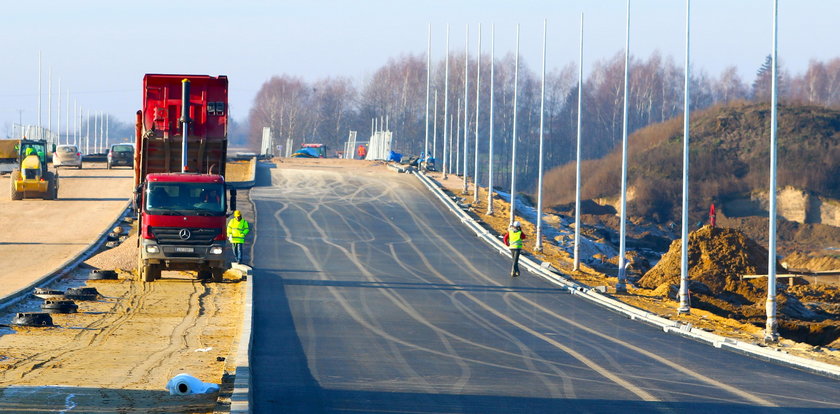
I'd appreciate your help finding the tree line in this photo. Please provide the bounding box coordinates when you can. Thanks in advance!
[248,52,840,195]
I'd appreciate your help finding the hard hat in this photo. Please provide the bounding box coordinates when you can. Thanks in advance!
[234,210,241,217]
[513,221,520,228]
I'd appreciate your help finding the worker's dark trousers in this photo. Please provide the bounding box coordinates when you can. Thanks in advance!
[510,248,521,276]
[232,243,243,263]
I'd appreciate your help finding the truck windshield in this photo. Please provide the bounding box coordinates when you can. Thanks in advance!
[146,182,225,216]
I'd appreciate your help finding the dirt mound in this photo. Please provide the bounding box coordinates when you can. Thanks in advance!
[783,251,840,272]
[639,226,778,303]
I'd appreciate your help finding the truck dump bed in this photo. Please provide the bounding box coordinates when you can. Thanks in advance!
[135,74,228,187]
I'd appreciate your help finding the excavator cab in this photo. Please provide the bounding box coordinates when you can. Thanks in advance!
[10,139,58,200]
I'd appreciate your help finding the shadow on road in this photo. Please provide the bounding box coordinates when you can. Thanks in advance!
[59,175,132,179]
[280,277,567,295]
[57,198,129,202]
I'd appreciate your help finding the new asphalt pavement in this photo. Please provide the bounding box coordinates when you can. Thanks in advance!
[248,163,840,413]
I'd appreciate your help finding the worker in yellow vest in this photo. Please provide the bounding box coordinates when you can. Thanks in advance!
[227,210,250,264]
[503,221,526,277]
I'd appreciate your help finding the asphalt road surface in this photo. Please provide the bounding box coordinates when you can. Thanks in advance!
[249,163,840,414]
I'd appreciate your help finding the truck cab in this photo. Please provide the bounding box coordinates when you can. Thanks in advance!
[138,173,227,281]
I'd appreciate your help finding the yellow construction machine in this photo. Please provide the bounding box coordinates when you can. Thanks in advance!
[10,139,58,200]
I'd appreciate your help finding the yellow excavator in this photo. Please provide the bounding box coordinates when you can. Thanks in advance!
[10,139,58,200]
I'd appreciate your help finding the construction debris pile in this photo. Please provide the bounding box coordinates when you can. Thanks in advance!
[639,225,840,347]
[640,226,773,304]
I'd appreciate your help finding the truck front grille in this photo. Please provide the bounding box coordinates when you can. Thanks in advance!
[150,227,220,245]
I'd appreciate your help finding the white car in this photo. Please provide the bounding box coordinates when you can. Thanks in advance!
[52,145,83,169]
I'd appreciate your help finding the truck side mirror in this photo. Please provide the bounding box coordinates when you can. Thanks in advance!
[229,188,237,212]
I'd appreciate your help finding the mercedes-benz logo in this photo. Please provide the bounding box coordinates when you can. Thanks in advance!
[179,229,191,240]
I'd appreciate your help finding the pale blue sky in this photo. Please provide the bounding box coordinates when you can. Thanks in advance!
[1,0,836,136]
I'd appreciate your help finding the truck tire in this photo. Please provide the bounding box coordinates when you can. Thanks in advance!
[138,256,161,282]
[211,267,225,283]
[10,170,23,200]
[143,263,161,282]
[197,267,212,280]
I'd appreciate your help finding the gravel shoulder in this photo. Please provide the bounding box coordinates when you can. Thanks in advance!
[0,194,248,413]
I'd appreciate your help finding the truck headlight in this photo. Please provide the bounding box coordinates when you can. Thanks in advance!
[145,245,160,254]
[210,246,223,255]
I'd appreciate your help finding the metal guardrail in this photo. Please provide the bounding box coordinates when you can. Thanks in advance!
[412,169,840,380]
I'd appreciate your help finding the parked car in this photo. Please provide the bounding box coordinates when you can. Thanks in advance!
[107,143,134,169]
[52,144,83,169]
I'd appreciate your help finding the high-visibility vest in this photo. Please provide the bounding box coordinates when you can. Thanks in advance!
[509,230,523,249]
[227,218,250,243]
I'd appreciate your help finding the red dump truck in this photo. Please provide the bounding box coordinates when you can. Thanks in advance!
[134,74,234,282]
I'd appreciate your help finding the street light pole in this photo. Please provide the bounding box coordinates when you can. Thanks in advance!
[678,0,693,314]
[473,24,482,203]
[509,23,520,227]
[765,0,780,343]
[486,24,496,216]
[617,0,632,293]
[573,13,585,271]
[535,19,547,252]
[462,24,470,194]
[425,23,431,163]
[443,24,450,180]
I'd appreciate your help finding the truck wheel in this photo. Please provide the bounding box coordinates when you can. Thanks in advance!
[211,268,225,283]
[197,268,212,280]
[138,256,160,282]
[10,170,23,200]
[143,264,161,282]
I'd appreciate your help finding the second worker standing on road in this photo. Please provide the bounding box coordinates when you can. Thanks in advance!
[503,221,526,277]
[227,210,250,264]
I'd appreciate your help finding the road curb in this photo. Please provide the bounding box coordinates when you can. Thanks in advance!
[229,190,257,414]
[412,170,840,380]
[0,201,131,313]
[229,263,253,414]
